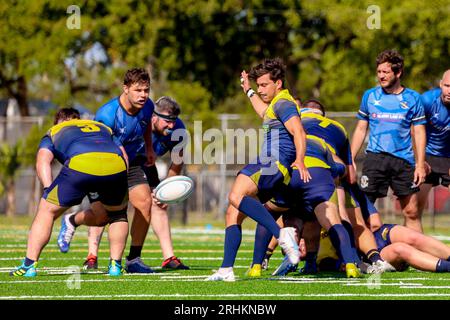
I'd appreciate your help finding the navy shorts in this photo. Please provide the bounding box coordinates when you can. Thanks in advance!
[287,167,337,220]
[239,159,291,203]
[373,223,397,251]
[43,166,128,208]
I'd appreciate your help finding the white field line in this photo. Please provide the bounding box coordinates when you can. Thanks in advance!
[1,293,450,300]
[399,286,450,289]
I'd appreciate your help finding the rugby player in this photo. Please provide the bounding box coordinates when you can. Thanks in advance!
[205,58,310,281]
[61,96,190,271]
[10,108,129,277]
[417,70,450,219]
[351,50,427,233]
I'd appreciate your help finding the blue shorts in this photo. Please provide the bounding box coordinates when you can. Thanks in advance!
[43,166,128,208]
[373,224,397,251]
[286,167,337,220]
[239,159,291,203]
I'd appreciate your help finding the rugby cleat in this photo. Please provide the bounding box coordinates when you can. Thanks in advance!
[372,259,396,273]
[272,255,298,276]
[278,227,300,265]
[205,268,235,282]
[162,256,190,270]
[125,256,155,273]
[345,263,362,278]
[57,213,76,253]
[247,264,262,277]
[82,254,98,271]
[10,260,37,277]
[108,260,124,276]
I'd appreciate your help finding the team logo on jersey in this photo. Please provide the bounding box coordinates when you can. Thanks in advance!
[371,113,377,118]
[381,227,389,241]
[400,102,409,109]
[360,175,369,189]
[89,192,99,200]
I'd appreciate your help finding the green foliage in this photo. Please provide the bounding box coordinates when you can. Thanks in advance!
[0,141,24,196]
[0,0,449,117]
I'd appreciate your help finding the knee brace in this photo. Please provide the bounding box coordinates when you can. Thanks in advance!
[107,208,128,224]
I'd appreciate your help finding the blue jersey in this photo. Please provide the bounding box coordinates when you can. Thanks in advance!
[38,119,126,176]
[301,113,352,165]
[357,86,426,165]
[260,89,301,167]
[152,118,186,156]
[95,97,154,165]
[421,88,450,157]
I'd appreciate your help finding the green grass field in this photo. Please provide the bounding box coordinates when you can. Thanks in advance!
[1,215,450,301]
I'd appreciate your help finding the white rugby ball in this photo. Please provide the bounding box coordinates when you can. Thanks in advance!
[154,175,194,204]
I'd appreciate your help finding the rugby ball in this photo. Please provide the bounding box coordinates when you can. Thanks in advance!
[154,175,194,204]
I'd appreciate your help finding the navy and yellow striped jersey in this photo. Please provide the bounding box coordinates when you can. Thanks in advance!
[301,113,352,165]
[260,89,301,167]
[38,119,126,176]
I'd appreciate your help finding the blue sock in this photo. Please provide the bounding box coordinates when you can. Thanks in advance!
[24,257,35,267]
[238,196,280,238]
[114,259,122,265]
[221,225,242,268]
[436,259,450,272]
[252,223,273,265]
[328,224,358,264]
[340,220,362,264]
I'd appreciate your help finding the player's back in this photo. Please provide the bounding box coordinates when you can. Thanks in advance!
[46,119,123,164]
[301,113,351,164]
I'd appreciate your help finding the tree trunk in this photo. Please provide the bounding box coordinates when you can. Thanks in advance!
[6,179,16,217]
[15,76,30,117]
[28,172,40,216]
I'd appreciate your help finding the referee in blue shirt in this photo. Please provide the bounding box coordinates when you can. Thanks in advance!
[351,50,427,233]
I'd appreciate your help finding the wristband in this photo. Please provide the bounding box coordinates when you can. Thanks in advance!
[246,89,256,98]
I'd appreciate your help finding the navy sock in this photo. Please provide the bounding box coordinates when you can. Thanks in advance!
[238,196,280,238]
[367,249,382,263]
[328,224,358,264]
[24,257,35,267]
[305,252,318,263]
[436,259,450,272]
[221,225,242,268]
[127,246,142,261]
[340,221,362,264]
[252,223,273,265]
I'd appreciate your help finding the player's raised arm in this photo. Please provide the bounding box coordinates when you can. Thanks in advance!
[241,70,268,118]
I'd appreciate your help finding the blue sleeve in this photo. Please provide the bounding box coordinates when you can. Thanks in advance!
[421,88,440,114]
[411,94,426,126]
[94,104,116,130]
[273,100,300,124]
[38,135,55,153]
[357,90,370,121]
[341,139,353,165]
[167,119,187,152]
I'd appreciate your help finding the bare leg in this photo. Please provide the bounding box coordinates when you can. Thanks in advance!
[129,184,152,246]
[380,242,440,272]
[389,225,450,259]
[26,199,67,261]
[108,222,128,261]
[398,193,422,233]
[150,202,174,260]
[417,183,433,216]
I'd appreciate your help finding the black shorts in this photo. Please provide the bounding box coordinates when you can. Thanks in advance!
[127,165,161,189]
[360,152,419,198]
[424,154,450,187]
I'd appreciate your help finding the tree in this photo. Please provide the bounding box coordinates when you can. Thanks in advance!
[0,141,24,216]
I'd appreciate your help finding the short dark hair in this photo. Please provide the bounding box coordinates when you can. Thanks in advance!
[154,96,181,118]
[123,68,151,87]
[376,50,404,76]
[54,108,80,124]
[303,99,326,116]
[248,57,286,84]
